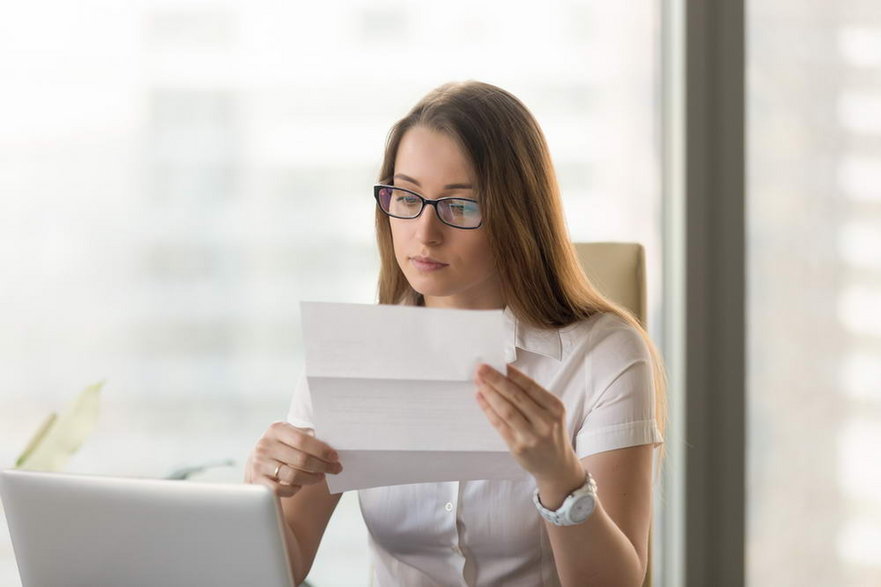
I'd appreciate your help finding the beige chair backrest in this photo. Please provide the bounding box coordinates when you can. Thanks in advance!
[573,242,646,325]
[573,241,652,587]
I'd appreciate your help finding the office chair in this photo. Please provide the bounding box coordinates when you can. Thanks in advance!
[573,241,652,587]
[573,242,646,327]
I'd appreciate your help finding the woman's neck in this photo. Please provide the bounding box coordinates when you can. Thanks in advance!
[421,293,505,311]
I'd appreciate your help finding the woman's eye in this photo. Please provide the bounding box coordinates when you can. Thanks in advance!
[449,202,476,215]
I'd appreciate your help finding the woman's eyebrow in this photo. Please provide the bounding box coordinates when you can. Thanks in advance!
[393,173,473,190]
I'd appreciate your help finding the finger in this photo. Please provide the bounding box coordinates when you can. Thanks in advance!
[267,460,325,486]
[477,381,533,436]
[253,474,301,498]
[270,422,340,464]
[477,365,545,423]
[506,364,565,417]
[269,443,343,475]
[476,390,516,446]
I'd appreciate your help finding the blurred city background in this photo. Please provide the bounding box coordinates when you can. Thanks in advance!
[747,2,881,585]
[0,1,878,586]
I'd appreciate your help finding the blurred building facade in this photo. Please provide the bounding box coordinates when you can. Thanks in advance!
[0,2,660,585]
[748,1,881,585]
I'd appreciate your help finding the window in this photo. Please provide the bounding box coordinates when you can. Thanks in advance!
[0,2,662,585]
[748,2,881,585]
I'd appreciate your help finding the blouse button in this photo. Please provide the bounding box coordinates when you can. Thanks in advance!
[444,502,453,512]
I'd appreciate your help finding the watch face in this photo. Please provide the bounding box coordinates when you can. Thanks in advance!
[569,494,596,522]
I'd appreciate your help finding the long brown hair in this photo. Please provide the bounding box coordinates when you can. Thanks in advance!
[375,81,667,441]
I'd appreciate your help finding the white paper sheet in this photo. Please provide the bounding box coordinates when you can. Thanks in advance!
[300,302,527,493]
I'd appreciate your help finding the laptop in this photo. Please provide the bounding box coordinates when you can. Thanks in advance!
[0,469,295,587]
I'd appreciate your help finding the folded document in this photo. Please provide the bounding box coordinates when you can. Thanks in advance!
[301,302,526,493]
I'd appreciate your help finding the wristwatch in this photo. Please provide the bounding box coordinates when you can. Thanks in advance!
[532,472,598,526]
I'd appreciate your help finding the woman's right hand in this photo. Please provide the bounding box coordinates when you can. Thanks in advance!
[244,421,343,498]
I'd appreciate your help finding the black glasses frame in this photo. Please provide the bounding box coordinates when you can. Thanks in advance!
[373,184,483,230]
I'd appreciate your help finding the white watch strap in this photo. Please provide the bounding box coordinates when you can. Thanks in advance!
[532,472,597,526]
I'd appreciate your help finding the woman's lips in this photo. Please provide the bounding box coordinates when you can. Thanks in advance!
[410,256,449,272]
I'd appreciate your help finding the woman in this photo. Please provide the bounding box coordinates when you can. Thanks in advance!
[245,80,666,586]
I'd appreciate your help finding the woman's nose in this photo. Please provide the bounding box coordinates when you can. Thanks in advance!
[414,204,445,245]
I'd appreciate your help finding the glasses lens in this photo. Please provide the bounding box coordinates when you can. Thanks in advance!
[438,198,482,228]
[379,187,423,218]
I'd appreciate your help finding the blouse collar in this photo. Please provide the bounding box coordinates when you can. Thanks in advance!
[503,307,563,362]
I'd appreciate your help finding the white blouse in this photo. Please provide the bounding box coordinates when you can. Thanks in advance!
[286,308,663,586]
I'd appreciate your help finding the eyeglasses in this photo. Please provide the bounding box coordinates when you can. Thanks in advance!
[373,184,483,229]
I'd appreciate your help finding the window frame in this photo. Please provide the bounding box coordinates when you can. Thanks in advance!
[658,1,746,585]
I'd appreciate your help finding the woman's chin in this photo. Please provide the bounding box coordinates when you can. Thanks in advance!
[407,276,456,299]
[412,284,456,299]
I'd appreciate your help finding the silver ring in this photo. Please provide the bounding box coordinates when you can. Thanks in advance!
[273,463,283,481]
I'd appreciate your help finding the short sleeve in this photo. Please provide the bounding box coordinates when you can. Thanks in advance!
[285,373,314,430]
[574,315,664,458]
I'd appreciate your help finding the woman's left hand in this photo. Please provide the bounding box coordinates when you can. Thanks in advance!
[474,363,583,486]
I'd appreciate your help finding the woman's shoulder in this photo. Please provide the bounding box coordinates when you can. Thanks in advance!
[560,311,649,360]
